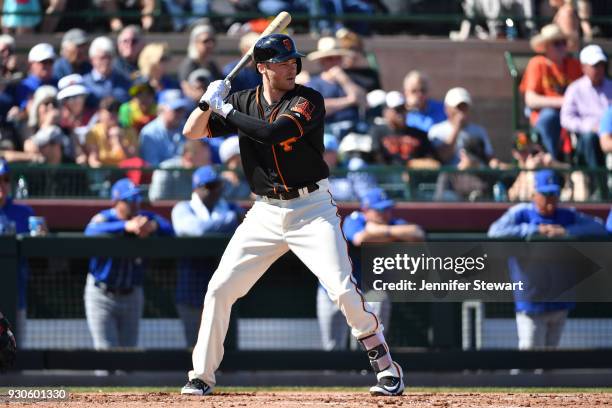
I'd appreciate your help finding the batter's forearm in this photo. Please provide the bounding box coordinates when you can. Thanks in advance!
[227,110,300,145]
[184,108,212,139]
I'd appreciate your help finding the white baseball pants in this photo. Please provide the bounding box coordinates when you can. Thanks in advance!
[188,179,382,386]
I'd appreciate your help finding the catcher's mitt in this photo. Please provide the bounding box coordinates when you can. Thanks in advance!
[0,315,16,369]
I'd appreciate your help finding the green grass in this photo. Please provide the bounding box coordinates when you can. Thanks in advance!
[64,386,612,394]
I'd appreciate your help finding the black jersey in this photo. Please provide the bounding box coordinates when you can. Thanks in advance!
[206,84,329,196]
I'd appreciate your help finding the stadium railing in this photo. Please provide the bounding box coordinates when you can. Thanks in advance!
[6,163,612,202]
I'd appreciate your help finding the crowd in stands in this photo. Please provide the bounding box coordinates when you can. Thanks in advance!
[0,17,611,202]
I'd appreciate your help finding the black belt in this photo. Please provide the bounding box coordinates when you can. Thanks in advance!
[94,281,134,295]
[264,183,319,200]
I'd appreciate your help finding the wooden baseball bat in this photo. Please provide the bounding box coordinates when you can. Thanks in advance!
[200,11,292,111]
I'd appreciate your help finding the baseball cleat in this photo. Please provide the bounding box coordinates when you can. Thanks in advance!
[369,362,404,396]
[181,378,213,396]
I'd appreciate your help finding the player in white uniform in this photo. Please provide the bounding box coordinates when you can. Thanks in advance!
[179,33,404,397]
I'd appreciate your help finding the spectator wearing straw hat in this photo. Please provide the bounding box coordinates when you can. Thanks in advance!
[520,24,582,159]
[306,37,367,139]
[53,29,92,80]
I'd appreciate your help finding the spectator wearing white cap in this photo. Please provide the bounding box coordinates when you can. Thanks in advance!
[560,44,610,174]
[53,29,92,80]
[428,87,497,168]
[82,36,132,108]
[139,89,190,166]
[57,74,93,165]
[148,139,212,202]
[15,43,57,108]
[370,90,438,166]
[218,135,251,200]
[24,85,81,164]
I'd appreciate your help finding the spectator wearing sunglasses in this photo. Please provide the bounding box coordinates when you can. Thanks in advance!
[178,24,221,98]
[520,24,582,160]
[114,25,145,80]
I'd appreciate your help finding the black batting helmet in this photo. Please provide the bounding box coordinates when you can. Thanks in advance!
[252,34,305,74]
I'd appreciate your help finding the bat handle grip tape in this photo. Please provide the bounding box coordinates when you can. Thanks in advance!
[198,101,210,112]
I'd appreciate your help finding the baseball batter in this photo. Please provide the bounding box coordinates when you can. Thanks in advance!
[180,34,404,397]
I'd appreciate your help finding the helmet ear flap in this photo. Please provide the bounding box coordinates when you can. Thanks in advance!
[296,58,302,75]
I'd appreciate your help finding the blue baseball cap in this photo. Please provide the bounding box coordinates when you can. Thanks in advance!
[111,178,141,202]
[535,169,561,195]
[0,159,9,176]
[323,133,338,152]
[361,188,394,211]
[192,165,220,190]
[159,89,190,111]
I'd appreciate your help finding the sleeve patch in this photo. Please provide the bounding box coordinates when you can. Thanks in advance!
[290,97,315,121]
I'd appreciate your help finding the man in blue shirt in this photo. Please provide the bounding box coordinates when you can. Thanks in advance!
[82,36,131,108]
[403,70,446,133]
[139,89,189,166]
[318,188,424,350]
[171,166,242,346]
[0,159,34,344]
[306,37,365,138]
[52,29,92,80]
[84,178,173,349]
[488,169,607,349]
[15,43,57,108]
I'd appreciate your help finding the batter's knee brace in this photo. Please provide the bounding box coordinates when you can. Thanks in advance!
[359,332,392,373]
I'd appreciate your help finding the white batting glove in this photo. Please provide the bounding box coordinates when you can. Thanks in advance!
[208,94,234,119]
[200,79,231,105]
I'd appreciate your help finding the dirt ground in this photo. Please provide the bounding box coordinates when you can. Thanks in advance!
[5,391,612,408]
